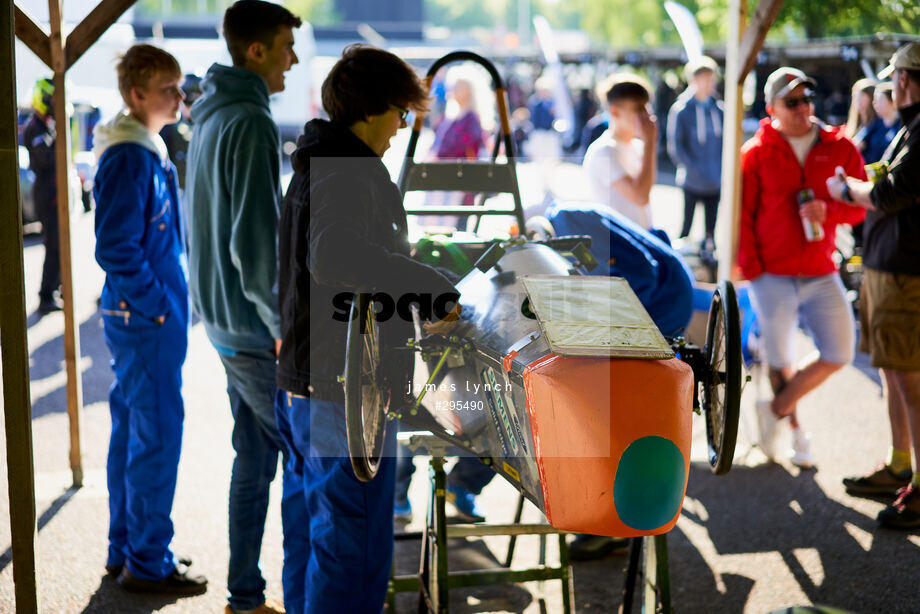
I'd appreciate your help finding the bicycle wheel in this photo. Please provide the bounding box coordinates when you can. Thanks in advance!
[701,280,742,476]
[344,294,391,482]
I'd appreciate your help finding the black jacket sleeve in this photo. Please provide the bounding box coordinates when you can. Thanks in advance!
[24,119,56,174]
[308,171,458,308]
[870,130,920,215]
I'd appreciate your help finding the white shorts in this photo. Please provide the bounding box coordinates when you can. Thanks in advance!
[750,273,855,369]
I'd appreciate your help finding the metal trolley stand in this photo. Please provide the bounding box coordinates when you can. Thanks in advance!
[386,433,574,614]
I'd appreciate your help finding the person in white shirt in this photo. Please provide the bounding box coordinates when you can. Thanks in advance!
[583,74,658,229]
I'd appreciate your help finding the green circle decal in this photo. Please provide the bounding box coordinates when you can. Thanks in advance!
[613,436,685,531]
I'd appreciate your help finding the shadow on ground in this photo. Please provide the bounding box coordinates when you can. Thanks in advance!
[80,574,187,613]
[392,530,537,614]
[28,307,111,418]
[669,463,920,613]
[27,302,203,421]
[0,487,80,573]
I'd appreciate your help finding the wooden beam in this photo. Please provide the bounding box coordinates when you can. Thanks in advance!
[719,0,785,281]
[48,0,84,487]
[65,0,135,69]
[13,4,50,69]
[738,0,785,83]
[1,1,41,611]
[718,0,748,282]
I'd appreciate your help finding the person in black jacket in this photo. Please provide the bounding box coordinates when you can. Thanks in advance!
[275,44,459,613]
[829,42,920,531]
[23,78,61,314]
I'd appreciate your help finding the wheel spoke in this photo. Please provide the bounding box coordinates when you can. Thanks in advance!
[363,334,377,379]
[704,300,727,461]
[711,388,724,447]
[345,295,393,481]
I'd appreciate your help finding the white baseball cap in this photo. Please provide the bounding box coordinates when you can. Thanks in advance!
[764,67,816,103]
[878,42,920,80]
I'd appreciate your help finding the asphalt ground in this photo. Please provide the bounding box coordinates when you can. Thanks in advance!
[2,150,919,613]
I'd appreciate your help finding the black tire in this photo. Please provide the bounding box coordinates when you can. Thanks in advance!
[344,294,391,482]
[701,280,742,475]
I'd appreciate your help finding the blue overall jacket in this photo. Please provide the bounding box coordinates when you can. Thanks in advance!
[93,112,188,328]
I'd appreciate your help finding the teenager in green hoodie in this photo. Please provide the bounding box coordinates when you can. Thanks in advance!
[185,2,300,612]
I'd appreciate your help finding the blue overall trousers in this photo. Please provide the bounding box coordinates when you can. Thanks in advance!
[274,391,397,614]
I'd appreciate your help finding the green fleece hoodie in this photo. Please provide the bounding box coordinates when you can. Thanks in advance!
[186,63,281,351]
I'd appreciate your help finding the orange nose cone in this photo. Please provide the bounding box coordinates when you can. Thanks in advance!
[522,354,693,536]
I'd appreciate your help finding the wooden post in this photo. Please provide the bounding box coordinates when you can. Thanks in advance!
[10,0,139,494]
[13,5,50,67]
[1,0,41,610]
[739,0,786,85]
[47,0,84,487]
[65,0,136,69]
[718,0,785,281]
[717,0,747,282]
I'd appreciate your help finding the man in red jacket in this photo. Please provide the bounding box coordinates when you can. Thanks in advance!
[739,67,866,467]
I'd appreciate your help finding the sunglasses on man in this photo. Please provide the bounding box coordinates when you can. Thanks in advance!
[782,91,815,109]
[391,104,410,121]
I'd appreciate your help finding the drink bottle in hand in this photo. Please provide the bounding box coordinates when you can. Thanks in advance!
[797,188,824,242]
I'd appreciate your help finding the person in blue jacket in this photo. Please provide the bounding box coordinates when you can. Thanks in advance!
[667,56,724,245]
[185,2,301,612]
[92,44,206,595]
[545,202,695,338]
[854,81,902,165]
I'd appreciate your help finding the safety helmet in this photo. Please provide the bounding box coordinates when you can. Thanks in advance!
[32,77,54,116]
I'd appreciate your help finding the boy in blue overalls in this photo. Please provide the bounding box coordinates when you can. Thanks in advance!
[92,44,206,595]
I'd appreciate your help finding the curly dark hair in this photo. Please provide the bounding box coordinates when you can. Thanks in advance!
[321,44,430,126]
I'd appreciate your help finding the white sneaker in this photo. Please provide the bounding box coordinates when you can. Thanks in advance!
[789,428,814,468]
[756,399,782,461]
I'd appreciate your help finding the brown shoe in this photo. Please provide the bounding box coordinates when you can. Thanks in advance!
[843,465,911,498]
[225,598,285,613]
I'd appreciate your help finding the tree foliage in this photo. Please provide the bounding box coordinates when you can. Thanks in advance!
[423,0,581,35]
[135,0,233,17]
[575,0,920,46]
[136,0,920,40]
[425,0,512,30]
[137,0,919,44]
[772,0,920,39]
[282,0,339,26]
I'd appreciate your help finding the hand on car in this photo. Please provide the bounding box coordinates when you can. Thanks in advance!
[422,303,462,335]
